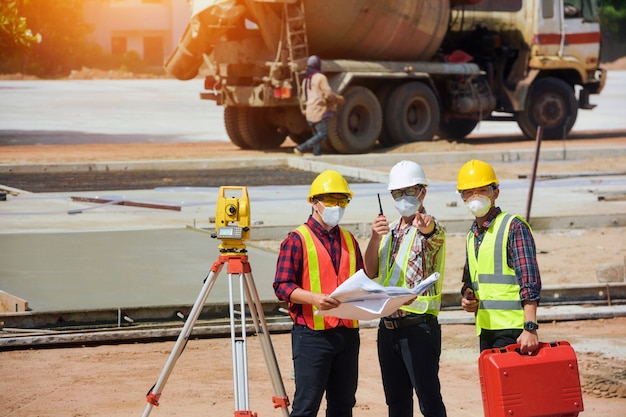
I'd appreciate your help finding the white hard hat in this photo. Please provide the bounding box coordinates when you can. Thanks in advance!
[387,160,429,190]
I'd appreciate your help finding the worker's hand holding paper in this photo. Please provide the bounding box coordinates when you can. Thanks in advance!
[316,269,440,321]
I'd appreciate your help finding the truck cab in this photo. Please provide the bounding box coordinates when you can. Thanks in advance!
[444,0,606,139]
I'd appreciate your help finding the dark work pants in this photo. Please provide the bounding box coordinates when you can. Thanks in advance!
[290,325,360,417]
[297,119,329,156]
[479,328,523,352]
[377,318,447,417]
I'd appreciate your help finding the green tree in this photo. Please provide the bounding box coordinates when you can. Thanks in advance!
[599,0,626,61]
[18,0,99,77]
[0,0,41,73]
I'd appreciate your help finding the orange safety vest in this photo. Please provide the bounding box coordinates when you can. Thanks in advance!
[293,224,358,330]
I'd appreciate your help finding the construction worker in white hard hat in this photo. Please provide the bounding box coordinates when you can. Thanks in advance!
[364,160,447,417]
[456,159,542,354]
[273,169,364,417]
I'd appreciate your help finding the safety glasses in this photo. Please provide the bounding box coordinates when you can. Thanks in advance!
[390,186,423,200]
[459,186,493,201]
[316,195,351,208]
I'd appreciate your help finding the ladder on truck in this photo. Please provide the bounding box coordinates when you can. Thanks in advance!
[270,1,309,106]
[283,0,309,64]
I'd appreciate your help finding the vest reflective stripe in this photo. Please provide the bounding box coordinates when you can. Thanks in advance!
[295,225,358,330]
[378,221,443,315]
[467,213,524,335]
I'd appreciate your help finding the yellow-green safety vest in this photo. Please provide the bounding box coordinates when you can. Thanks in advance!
[468,212,526,335]
[378,221,444,316]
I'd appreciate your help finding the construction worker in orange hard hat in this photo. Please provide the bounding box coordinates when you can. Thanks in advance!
[364,160,447,417]
[457,159,542,354]
[273,169,363,417]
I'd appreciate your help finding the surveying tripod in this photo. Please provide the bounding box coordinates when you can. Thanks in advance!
[142,187,290,417]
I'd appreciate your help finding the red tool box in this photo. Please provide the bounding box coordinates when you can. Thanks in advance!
[479,340,584,417]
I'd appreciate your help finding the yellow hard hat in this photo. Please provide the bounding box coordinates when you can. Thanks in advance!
[456,159,499,191]
[308,170,353,202]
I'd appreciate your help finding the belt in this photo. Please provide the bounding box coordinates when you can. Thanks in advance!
[381,314,435,330]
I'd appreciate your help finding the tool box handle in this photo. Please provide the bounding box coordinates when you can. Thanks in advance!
[495,340,571,355]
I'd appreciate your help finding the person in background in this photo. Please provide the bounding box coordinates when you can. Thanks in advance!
[273,169,364,417]
[457,159,542,353]
[294,55,344,157]
[364,160,447,417]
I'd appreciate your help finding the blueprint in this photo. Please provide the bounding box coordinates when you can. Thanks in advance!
[316,269,440,320]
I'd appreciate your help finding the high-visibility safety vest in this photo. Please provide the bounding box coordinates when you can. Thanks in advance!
[467,212,526,335]
[378,221,444,316]
[293,224,358,330]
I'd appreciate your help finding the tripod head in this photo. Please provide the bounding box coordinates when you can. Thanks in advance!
[212,186,250,254]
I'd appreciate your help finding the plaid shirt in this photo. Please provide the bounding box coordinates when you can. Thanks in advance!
[273,216,364,324]
[384,209,445,317]
[461,207,542,302]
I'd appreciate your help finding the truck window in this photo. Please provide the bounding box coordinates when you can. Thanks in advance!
[455,0,522,12]
[564,0,600,22]
[564,0,582,18]
[543,0,555,18]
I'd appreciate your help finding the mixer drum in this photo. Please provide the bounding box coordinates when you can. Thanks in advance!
[302,0,450,61]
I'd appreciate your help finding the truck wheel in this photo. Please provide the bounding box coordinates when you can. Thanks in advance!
[437,118,478,140]
[238,108,287,149]
[327,86,382,154]
[517,77,578,140]
[224,107,251,149]
[385,82,440,143]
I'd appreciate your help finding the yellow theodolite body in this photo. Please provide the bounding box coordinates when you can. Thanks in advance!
[214,186,250,253]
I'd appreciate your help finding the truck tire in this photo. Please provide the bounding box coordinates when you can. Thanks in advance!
[327,86,382,154]
[517,77,578,140]
[224,107,251,149]
[385,82,440,143]
[238,108,288,149]
[437,118,478,140]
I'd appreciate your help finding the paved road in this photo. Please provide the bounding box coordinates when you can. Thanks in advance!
[1,73,625,314]
[1,71,626,147]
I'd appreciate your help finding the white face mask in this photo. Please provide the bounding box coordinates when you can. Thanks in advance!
[321,205,345,227]
[394,196,421,218]
[465,195,491,217]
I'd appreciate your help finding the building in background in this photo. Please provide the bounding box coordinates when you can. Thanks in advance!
[83,0,190,68]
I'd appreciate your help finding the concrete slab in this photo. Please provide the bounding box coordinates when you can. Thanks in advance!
[1,74,626,316]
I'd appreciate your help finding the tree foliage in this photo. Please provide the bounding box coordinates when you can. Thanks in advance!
[598,0,626,61]
[0,0,152,77]
[0,0,41,71]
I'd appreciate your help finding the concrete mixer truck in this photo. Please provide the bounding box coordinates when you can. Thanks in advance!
[166,0,605,154]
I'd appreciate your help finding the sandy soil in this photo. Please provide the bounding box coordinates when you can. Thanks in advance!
[1,318,625,417]
[1,136,625,417]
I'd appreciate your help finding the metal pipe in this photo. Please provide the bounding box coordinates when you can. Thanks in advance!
[525,126,543,223]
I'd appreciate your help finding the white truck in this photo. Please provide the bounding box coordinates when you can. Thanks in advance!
[166,0,606,154]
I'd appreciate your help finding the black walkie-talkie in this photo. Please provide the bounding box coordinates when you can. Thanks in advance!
[377,193,384,215]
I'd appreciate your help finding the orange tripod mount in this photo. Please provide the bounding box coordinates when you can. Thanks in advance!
[142,186,290,417]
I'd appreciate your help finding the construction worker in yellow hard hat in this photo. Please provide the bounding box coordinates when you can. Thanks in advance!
[273,169,364,417]
[456,160,542,355]
[364,160,447,417]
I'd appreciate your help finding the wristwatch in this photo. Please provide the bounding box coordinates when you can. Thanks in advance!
[524,321,539,331]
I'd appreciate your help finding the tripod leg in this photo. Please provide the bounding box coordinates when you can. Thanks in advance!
[242,268,291,417]
[229,270,251,412]
[142,262,224,417]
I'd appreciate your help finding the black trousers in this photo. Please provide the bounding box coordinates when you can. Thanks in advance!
[377,316,447,417]
[290,325,360,417]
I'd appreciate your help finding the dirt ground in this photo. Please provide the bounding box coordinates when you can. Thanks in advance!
[1,319,625,417]
[1,136,626,416]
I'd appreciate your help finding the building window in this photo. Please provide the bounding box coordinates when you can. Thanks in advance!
[111,36,127,55]
[143,36,164,66]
